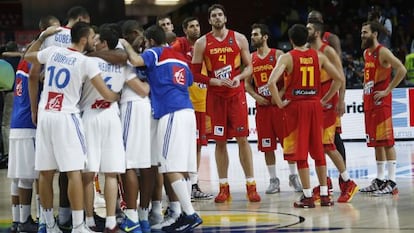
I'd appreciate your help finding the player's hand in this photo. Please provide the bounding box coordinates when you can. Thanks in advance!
[40,26,61,39]
[256,95,270,106]
[336,100,345,116]
[373,90,387,102]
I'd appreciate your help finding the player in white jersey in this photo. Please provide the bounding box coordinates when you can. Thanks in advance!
[80,25,149,233]
[28,7,91,232]
[24,22,119,233]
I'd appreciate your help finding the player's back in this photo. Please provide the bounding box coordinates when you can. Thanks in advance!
[41,26,72,49]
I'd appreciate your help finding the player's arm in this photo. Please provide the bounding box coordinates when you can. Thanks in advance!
[325,46,346,116]
[119,39,145,67]
[268,53,290,108]
[328,33,342,55]
[126,77,150,97]
[90,74,120,102]
[319,52,344,105]
[28,63,41,126]
[191,36,213,85]
[24,26,61,63]
[88,49,128,65]
[374,47,407,101]
[231,33,253,87]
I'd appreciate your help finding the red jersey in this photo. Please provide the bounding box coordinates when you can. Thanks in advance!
[284,48,321,101]
[171,37,193,63]
[319,44,338,109]
[363,45,392,111]
[322,31,331,45]
[251,48,282,102]
[204,30,243,97]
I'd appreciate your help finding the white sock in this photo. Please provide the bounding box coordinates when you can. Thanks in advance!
[171,179,194,215]
[387,160,396,182]
[303,189,312,198]
[43,209,55,228]
[138,207,149,221]
[377,161,386,180]
[105,216,116,229]
[218,178,228,184]
[189,173,198,185]
[12,204,20,222]
[289,163,297,175]
[246,177,255,183]
[267,165,277,179]
[20,204,31,223]
[35,194,40,220]
[320,186,328,196]
[39,205,45,224]
[186,177,192,196]
[340,171,350,181]
[125,209,138,222]
[168,201,181,217]
[85,216,95,227]
[151,201,162,216]
[71,210,84,229]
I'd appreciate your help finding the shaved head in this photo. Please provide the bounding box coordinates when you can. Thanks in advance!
[307,10,323,23]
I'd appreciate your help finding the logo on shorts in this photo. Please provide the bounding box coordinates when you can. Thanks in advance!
[46,92,64,111]
[262,138,271,147]
[214,126,224,136]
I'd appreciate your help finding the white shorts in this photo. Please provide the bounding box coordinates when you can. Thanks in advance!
[7,129,38,179]
[35,111,87,172]
[82,108,125,173]
[121,100,152,169]
[156,109,197,173]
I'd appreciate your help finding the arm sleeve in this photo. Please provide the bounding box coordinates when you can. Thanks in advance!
[190,63,211,84]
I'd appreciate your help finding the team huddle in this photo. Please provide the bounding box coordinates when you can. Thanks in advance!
[6,3,406,233]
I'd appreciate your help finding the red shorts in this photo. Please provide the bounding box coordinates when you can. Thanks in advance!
[195,111,208,146]
[282,100,324,161]
[206,90,249,140]
[365,106,395,147]
[322,108,337,151]
[255,105,283,152]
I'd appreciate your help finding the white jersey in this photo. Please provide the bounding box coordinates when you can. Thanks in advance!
[41,26,72,49]
[79,57,135,112]
[120,65,150,104]
[37,46,101,113]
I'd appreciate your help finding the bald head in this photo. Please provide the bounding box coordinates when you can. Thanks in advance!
[307,10,323,23]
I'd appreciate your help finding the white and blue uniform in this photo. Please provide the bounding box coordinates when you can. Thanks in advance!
[35,46,101,172]
[41,26,72,49]
[7,60,38,179]
[141,47,196,173]
[80,57,133,173]
[120,66,153,169]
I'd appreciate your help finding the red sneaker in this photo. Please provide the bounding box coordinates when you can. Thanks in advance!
[246,181,261,202]
[294,195,315,208]
[214,183,231,203]
[320,195,334,206]
[313,177,333,202]
[337,179,358,203]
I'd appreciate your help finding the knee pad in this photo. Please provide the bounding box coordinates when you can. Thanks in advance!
[18,179,34,189]
[297,160,309,169]
[315,157,327,166]
[11,179,19,196]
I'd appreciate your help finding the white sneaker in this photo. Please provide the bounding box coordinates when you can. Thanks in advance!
[94,192,106,208]
[148,210,163,226]
[289,174,303,192]
[71,223,99,233]
[46,224,63,233]
[151,208,179,230]
[265,177,280,194]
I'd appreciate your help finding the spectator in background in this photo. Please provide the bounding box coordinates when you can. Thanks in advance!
[368,5,392,49]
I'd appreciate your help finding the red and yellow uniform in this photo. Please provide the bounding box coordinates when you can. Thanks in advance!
[282,48,324,162]
[251,49,283,151]
[203,30,249,140]
[363,45,394,147]
[319,44,339,151]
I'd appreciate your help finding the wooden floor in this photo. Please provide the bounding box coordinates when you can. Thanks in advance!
[0,141,413,232]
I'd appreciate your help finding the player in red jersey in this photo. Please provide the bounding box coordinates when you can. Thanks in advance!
[268,24,344,208]
[192,4,261,203]
[246,23,302,194]
[358,21,406,195]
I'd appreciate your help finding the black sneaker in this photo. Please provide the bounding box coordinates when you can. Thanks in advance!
[191,183,213,201]
[10,221,19,233]
[161,213,202,233]
[372,180,399,196]
[359,178,386,192]
[93,212,105,232]
[17,215,38,233]
[57,217,72,233]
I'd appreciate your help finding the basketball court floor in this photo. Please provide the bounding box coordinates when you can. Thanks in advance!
[0,141,413,232]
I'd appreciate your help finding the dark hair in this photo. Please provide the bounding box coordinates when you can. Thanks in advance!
[67,6,89,20]
[288,24,308,47]
[308,21,325,36]
[156,15,171,23]
[121,20,143,36]
[98,25,120,49]
[182,16,199,30]
[144,25,166,46]
[208,4,226,18]
[251,23,271,37]
[71,21,91,43]
[362,21,386,36]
